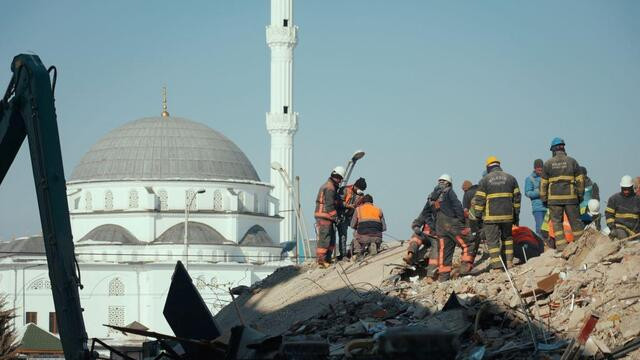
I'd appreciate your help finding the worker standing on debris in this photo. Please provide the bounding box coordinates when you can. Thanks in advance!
[314,166,345,268]
[431,174,474,281]
[579,166,600,227]
[404,199,438,277]
[350,194,386,259]
[539,138,585,250]
[471,156,521,270]
[605,175,640,240]
[462,179,483,258]
[338,177,367,260]
[524,159,547,236]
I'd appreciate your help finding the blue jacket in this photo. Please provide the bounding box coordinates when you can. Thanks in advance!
[524,172,547,213]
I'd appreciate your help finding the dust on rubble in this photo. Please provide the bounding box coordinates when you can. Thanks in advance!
[214,230,640,359]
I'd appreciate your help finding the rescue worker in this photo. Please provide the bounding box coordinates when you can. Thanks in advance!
[605,175,640,240]
[512,225,544,263]
[539,138,585,250]
[314,166,345,268]
[431,174,474,281]
[338,177,367,260]
[404,198,438,278]
[584,199,601,231]
[462,180,482,257]
[525,159,547,236]
[350,194,386,259]
[471,156,521,271]
[579,166,600,227]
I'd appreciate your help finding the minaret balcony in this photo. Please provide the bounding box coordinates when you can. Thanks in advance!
[266,112,299,133]
[266,25,298,46]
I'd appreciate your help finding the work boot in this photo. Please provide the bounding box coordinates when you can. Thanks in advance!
[317,261,330,269]
[368,243,378,256]
[438,272,451,283]
[506,260,513,269]
[459,262,473,275]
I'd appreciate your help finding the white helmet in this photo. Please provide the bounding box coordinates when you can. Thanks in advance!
[438,174,453,184]
[332,166,346,178]
[587,199,600,216]
[620,175,633,188]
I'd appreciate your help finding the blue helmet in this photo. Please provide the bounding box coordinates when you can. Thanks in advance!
[550,137,565,149]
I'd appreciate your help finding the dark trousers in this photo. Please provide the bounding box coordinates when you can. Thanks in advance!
[549,204,584,250]
[336,218,350,259]
[483,222,513,269]
[353,235,381,256]
[435,214,474,276]
[315,223,335,262]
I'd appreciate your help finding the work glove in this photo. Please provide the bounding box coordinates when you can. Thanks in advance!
[423,224,432,235]
[460,227,471,236]
[414,227,424,237]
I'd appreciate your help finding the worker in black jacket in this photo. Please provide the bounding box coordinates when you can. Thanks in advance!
[471,157,521,271]
[432,174,474,281]
[606,175,640,240]
[403,200,438,278]
[540,138,585,250]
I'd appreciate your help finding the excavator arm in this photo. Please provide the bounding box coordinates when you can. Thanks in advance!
[0,54,93,359]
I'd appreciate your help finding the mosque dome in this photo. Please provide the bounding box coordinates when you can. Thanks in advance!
[69,116,260,182]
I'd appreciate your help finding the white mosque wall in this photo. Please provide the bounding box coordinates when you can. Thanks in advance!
[66,180,282,244]
[0,259,285,339]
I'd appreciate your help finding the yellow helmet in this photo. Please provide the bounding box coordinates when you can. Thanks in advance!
[485,156,500,166]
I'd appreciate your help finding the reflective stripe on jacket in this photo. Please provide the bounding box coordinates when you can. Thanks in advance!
[351,203,386,237]
[471,166,521,223]
[540,151,584,205]
[315,179,340,223]
[605,193,640,234]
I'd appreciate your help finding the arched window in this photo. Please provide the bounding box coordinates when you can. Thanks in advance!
[104,190,113,210]
[128,190,139,209]
[158,189,168,210]
[28,278,51,290]
[107,305,125,335]
[185,189,197,211]
[84,192,92,211]
[213,190,223,211]
[108,278,125,296]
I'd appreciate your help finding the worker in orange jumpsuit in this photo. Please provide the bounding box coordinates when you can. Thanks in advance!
[314,166,345,268]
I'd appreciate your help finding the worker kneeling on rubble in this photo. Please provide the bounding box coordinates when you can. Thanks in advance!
[471,156,521,271]
[403,196,438,277]
[605,175,640,240]
[431,174,474,281]
[350,194,386,259]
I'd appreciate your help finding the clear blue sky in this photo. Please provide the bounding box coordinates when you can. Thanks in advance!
[1,0,638,241]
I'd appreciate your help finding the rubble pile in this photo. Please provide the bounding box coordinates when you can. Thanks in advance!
[215,229,640,359]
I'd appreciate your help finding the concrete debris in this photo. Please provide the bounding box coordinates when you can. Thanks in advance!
[213,229,640,359]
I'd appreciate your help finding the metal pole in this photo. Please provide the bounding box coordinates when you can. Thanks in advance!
[296,176,302,260]
[280,171,306,261]
[184,192,195,270]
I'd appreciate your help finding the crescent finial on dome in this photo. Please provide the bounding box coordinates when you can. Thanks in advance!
[161,85,170,118]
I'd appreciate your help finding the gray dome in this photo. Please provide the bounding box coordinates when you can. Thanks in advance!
[153,222,229,245]
[78,224,143,245]
[239,225,276,246]
[70,117,260,182]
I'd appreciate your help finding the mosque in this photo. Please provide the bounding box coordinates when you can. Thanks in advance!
[0,0,299,344]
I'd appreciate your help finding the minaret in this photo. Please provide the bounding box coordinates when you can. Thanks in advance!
[266,0,298,243]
